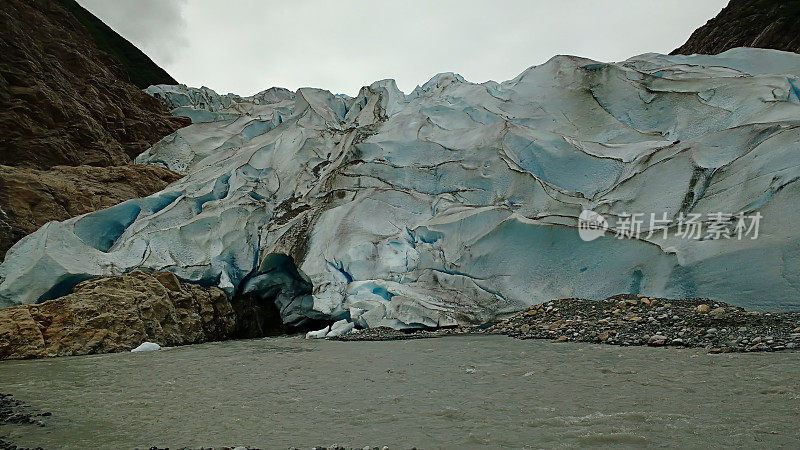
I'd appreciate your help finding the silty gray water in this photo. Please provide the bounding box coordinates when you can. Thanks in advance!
[1,335,798,449]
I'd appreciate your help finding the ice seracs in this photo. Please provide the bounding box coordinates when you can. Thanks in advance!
[2,48,800,331]
[305,319,355,339]
[305,325,331,340]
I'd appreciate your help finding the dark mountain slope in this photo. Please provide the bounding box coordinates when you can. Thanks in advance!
[0,0,188,169]
[672,0,800,55]
[57,0,178,89]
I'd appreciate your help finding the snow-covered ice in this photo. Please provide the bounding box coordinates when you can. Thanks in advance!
[305,319,354,339]
[306,325,331,340]
[2,48,800,329]
[131,342,161,352]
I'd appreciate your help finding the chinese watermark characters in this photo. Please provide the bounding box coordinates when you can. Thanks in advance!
[578,210,762,242]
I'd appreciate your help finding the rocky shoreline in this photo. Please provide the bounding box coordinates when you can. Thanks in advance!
[3,288,799,359]
[337,295,800,353]
[0,394,48,428]
[333,326,476,341]
[0,393,48,450]
[144,446,404,450]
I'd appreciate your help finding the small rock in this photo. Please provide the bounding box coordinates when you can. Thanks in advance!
[708,347,732,354]
[709,307,726,316]
[648,334,668,346]
[696,304,710,314]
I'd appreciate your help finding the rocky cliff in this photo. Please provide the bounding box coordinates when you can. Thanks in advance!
[0,0,188,169]
[672,0,800,55]
[0,271,236,360]
[0,0,189,260]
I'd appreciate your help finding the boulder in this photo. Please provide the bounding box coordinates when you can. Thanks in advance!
[0,271,236,360]
[648,335,668,346]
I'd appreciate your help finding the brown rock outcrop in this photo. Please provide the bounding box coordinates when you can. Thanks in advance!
[0,0,189,170]
[0,271,237,360]
[672,0,800,56]
[0,0,191,259]
[0,164,183,261]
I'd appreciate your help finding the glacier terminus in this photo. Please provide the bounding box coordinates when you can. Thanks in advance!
[2,48,800,333]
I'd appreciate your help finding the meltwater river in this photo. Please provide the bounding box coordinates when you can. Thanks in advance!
[1,335,798,449]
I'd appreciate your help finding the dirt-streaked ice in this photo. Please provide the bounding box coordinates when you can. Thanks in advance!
[2,48,800,328]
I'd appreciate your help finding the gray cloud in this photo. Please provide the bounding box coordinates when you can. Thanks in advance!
[76,0,726,96]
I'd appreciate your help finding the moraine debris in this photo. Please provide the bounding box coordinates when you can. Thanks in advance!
[335,294,800,353]
[486,294,800,353]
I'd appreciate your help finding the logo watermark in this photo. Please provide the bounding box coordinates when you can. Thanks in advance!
[578,211,762,242]
[577,209,609,242]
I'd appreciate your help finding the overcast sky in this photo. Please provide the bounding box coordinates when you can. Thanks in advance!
[77,0,727,97]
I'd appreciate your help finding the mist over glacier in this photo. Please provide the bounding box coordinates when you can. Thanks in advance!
[2,48,800,329]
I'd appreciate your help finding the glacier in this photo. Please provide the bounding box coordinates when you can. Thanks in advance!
[2,48,800,330]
